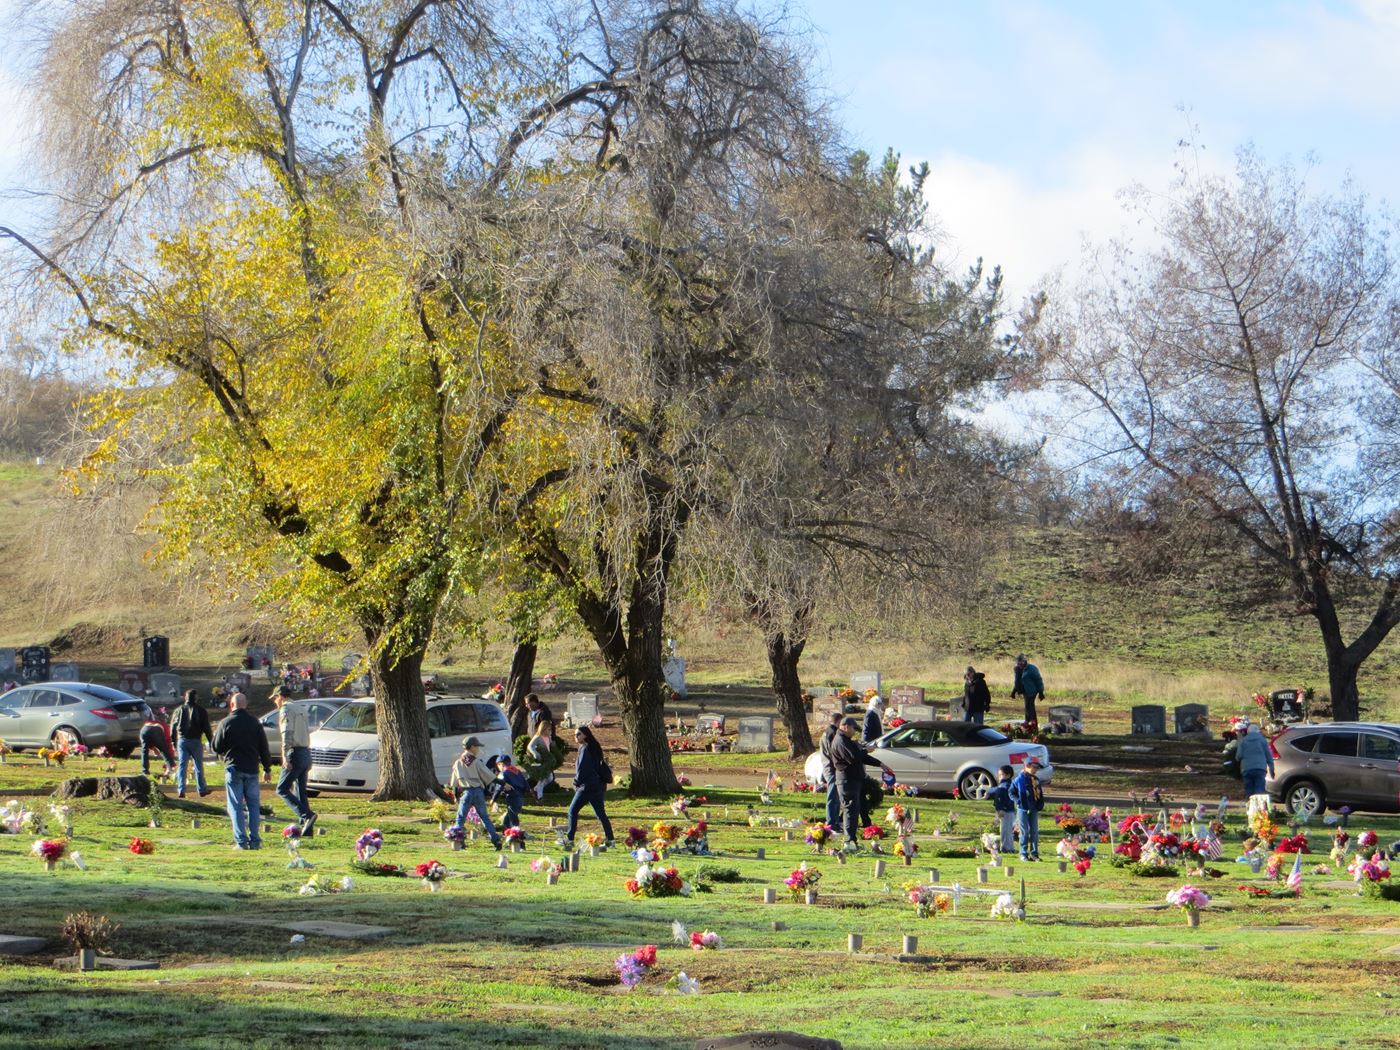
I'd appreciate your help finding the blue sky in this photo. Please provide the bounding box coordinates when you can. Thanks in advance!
[786,0,1400,297]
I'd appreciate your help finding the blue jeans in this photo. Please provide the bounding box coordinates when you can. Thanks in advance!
[277,746,314,821]
[176,739,207,794]
[225,769,262,849]
[499,796,523,830]
[565,786,613,842]
[1243,768,1268,797]
[969,710,985,725]
[1017,808,1040,858]
[998,810,1016,852]
[454,787,500,845]
[824,782,840,829]
[836,777,862,844]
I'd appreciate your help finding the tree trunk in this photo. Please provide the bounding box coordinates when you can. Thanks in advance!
[1325,658,1359,722]
[768,630,814,760]
[611,595,678,796]
[504,637,537,740]
[1312,581,1363,722]
[363,629,439,801]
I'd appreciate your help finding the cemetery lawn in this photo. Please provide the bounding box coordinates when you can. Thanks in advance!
[4,758,1400,1049]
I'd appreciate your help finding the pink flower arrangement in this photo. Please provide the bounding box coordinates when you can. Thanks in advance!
[804,823,833,849]
[414,860,448,884]
[32,839,67,863]
[625,826,650,848]
[615,945,657,988]
[283,824,303,839]
[354,829,383,860]
[1358,830,1378,849]
[502,826,525,842]
[689,930,722,951]
[1165,884,1210,910]
[1348,852,1391,883]
[784,865,821,898]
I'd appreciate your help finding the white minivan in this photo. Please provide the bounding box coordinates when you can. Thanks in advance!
[308,695,513,793]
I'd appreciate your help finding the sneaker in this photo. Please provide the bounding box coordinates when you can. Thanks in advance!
[177,790,187,798]
[604,840,616,851]
[198,789,211,797]
[231,844,247,851]
[301,813,318,837]
[492,838,503,851]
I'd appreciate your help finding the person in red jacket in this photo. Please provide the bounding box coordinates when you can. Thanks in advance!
[139,714,175,777]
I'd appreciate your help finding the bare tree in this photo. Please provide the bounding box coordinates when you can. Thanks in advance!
[1037,146,1400,720]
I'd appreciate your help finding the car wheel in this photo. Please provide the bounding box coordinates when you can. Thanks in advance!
[52,726,83,749]
[958,768,995,800]
[1284,779,1325,816]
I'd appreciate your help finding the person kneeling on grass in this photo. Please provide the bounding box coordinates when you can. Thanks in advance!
[487,754,530,830]
[450,736,502,850]
[1009,758,1045,861]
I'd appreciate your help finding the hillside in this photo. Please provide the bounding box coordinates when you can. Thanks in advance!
[1,460,1395,718]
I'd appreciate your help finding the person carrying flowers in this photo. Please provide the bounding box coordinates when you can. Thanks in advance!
[1009,758,1046,861]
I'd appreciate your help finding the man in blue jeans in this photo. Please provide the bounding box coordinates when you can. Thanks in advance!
[211,692,272,850]
[1009,758,1046,861]
[449,736,502,850]
[170,689,213,798]
[818,712,842,829]
[273,689,318,835]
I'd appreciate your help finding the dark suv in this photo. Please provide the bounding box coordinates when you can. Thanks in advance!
[1267,722,1400,815]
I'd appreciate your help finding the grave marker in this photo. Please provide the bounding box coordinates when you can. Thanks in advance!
[696,714,726,734]
[49,660,80,682]
[149,673,182,702]
[116,669,150,696]
[889,686,925,708]
[1131,704,1166,735]
[1048,704,1083,731]
[736,717,774,753]
[0,648,14,675]
[849,671,881,697]
[565,693,599,726]
[1174,703,1210,735]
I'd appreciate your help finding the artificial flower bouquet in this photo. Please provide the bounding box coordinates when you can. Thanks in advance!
[689,930,722,951]
[678,821,711,856]
[354,829,384,861]
[32,838,68,868]
[415,860,448,891]
[531,857,562,878]
[784,863,821,899]
[615,944,657,988]
[128,837,155,855]
[894,839,918,858]
[805,822,834,850]
[625,862,691,898]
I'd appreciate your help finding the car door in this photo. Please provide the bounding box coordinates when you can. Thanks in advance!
[429,706,460,779]
[922,728,964,792]
[0,686,34,743]
[1358,732,1400,810]
[21,688,63,745]
[869,725,936,788]
[1309,731,1361,803]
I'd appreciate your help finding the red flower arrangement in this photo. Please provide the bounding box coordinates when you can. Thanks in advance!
[625,826,649,848]
[1238,884,1271,898]
[128,837,155,855]
[1273,834,1310,854]
[862,825,886,840]
[684,821,708,842]
[1074,858,1092,876]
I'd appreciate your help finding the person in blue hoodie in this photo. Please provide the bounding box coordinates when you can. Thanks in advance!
[1235,722,1276,799]
[987,764,1017,853]
[487,754,531,830]
[1009,758,1046,861]
[559,725,614,850]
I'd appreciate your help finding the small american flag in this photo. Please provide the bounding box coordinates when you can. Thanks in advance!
[1286,853,1304,893]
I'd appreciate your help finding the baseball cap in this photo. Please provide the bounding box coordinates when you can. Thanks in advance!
[463,736,483,749]
[840,717,859,729]
[1024,757,1043,769]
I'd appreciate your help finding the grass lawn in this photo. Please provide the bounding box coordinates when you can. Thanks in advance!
[3,753,1400,1049]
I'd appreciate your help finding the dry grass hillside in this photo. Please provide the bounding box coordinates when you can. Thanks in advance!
[2,459,1396,720]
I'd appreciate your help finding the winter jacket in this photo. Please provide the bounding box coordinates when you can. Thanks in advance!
[819,724,840,782]
[170,701,212,746]
[211,709,272,776]
[1235,730,1275,776]
[830,732,880,783]
[491,765,530,808]
[862,705,884,743]
[965,674,991,714]
[1008,768,1044,812]
[573,741,609,792]
[1012,663,1044,701]
[988,782,1016,813]
[527,702,555,735]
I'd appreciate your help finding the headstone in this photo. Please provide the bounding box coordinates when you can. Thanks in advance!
[20,646,50,683]
[149,673,182,701]
[663,654,687,699]
[222,672,252,696]
[813,695,842,720]
[284,921,393,939]
[116,669,149,696]
[736,717,774,753]
[897,704,935,722]
[341,653,363,672]
[1269,688,1306,722]
[1048,704,1082,730]
[695,1034,842,1050]
[55,956,159,971]
[247,644,276,666]
[1174,704,1210,735]
[696,714,726,734]
[0,648,15,675]
[849,672,881,697]
[566,693,599,725]
[889,686,925,708]
[946,695,970,721]
[142,635,170,669]
[49,660,80,682]
[1131,705,1166,735]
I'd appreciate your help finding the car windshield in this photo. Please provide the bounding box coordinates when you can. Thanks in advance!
[321,704,377,734]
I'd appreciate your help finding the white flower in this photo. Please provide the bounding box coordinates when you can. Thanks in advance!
[337,876,354,892]
[990,893,1017,919]
[297,884,319,897]
[679,881,693,897]
[672,921,689,943]
[289,934,306,945]
[676,972,701,995]
[635,864,654,884]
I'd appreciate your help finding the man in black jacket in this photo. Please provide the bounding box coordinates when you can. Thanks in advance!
[818,712,842,829]
[211,693,272,850]
[171,689,213,798]
[963,667,991,725]
[830,717,886,850]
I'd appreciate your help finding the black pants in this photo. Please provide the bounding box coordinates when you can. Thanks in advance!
[836,777,863,843]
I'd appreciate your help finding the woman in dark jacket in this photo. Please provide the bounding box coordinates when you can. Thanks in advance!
[964,667,991,725]
[560,725,614,849]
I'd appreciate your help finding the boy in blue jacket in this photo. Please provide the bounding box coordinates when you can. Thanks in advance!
[1008,758,1046,861]
[487,755,531,830]
[987,764,1017,854]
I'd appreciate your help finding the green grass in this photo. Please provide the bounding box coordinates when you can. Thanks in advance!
[3,757,1400,1049]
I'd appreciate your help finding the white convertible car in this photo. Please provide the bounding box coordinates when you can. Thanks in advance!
[805,721,1053,799]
